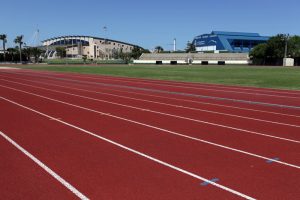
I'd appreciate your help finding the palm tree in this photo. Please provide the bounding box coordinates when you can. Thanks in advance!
[185,41,196,53]
[0,34,7,62]
[14,35,24,63]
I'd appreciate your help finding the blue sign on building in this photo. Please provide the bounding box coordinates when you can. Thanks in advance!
[193,31,269,53]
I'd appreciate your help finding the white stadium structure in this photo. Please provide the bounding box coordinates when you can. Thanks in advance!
[42,36,139,59]
[134,53,250,65]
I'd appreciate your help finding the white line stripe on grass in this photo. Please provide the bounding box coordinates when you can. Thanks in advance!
[0,130,88,200]
[0,97,255,200]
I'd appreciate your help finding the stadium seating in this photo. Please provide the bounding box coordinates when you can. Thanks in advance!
[135,53,250,65]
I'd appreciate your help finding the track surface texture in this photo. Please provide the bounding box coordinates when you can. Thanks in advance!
[0,68,299,200]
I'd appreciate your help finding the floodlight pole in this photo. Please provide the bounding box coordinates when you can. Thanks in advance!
[173,38,176,52]
[71,36,73,59]
[284,34,289,58]
[103,26,108,60]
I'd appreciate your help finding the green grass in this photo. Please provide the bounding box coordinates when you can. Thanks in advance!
[15,65,300,90]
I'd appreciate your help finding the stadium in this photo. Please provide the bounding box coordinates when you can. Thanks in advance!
[133,31,270,65]
[42,36,139,59]
[134,52,250,65]
[193,31,269,53]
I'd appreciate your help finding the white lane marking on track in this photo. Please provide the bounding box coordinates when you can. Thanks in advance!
[103,87,300,118]
[3,71,300,115]
[3,77,299,128]
[1,85,299,170]
[23,69,300,98]
[16,69,300,96]
[92,75,300,96]
[0,130,89,200]
[45,72,300,100]
[0,97,255,200]
[1,75,300,128]
[0,79,299,144]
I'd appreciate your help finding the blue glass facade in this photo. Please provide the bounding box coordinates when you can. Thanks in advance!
[193,31,269,53]
[50,39,89,46]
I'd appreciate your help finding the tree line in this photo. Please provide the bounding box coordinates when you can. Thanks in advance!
[250,34,300,66]
[153,41,196,53]
[0,34,44,63]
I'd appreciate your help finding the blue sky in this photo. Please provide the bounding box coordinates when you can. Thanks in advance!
[1,0,299,50]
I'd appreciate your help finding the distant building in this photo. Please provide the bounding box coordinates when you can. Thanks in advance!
[42,36,139,59]
[193,31,269,53]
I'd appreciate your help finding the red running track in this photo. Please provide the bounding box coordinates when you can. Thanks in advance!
[0,68,300,200]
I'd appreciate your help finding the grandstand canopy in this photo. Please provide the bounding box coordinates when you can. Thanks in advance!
[193,31,269,53]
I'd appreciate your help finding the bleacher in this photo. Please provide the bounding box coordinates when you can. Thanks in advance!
[135,53,250,65]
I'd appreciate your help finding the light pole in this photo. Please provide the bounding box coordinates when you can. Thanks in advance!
[284,34,289,58]
[103,26,108,60]
[283,33,294,67]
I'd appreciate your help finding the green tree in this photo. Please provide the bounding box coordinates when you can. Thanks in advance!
[0,34,7,62]
[56,47,66,58]
[22,47,32,61]
[250,34,300,65]
[130,46,150,59]
[7,47,18,62]
[265,34,286,58]
[250,43,268,65]
[28,47,44,63]
[82,55,87,64]
[185,41,196,53]
[288,36,300,58]
[154,46,164,53]
[14,35,24,63]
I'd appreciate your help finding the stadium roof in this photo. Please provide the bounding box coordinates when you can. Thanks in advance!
[195,31,269,40]
[42,35,139,47]
[211,31,261,37]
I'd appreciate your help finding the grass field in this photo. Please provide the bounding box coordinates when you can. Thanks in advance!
[3,65,300,90]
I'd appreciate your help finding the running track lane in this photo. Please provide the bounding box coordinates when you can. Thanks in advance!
[16,69,300,98]
[1,82,300,199]
[0,80,299,166]
[3,73,300,127]
[0,98,248,200]
[2,72,300,129]
[11,69,300,107]
[0,131,79,200]
[3,70,300,116]
[1,76,300,143]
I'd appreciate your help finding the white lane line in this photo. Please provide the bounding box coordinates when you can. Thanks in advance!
[3,76,299,129]
[3,71,300,112]
[0,130,88,200]
[0,97,255,200]
[40,68,298,97]
[102,87,300,118]
[14,70,300,95]
[0,79,299,144]
[52,72,300,100]
[27,69,300,97]
[90,75,300,96]
[4,73,300,120]
[1,85,299,170]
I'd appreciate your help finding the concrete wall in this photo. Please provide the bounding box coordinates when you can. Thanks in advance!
[134,60,250,65]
